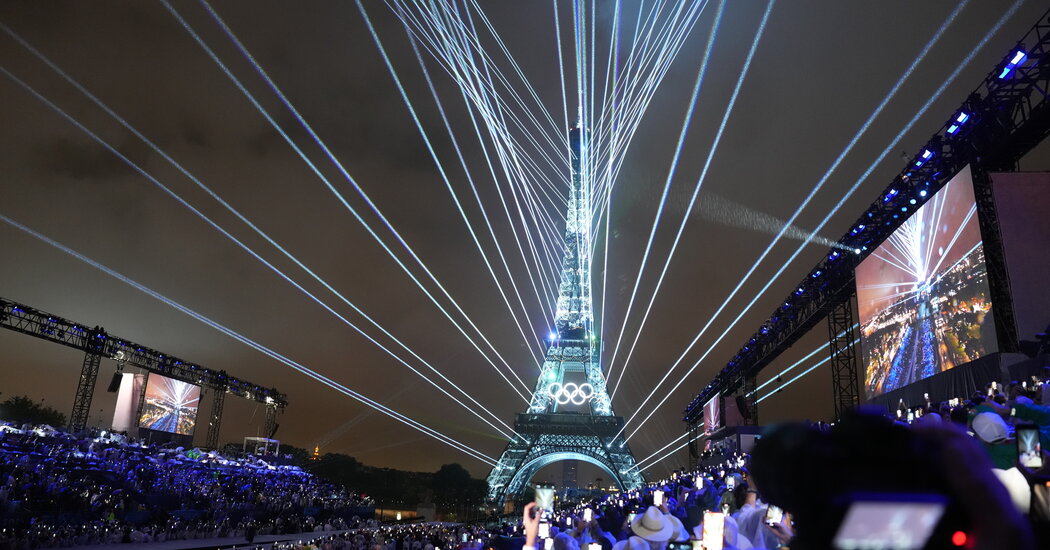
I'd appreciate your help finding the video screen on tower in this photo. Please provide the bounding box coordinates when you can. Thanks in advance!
[138,374,201,436]
[858,166,997,399]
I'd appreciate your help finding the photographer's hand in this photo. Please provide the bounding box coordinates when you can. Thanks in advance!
[522,502,540,550]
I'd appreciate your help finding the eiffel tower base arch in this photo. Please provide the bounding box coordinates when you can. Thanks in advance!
[486,413,645,501]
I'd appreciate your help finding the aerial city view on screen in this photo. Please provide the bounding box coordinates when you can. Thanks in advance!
[858,167,997,399]
[137,374,201,436]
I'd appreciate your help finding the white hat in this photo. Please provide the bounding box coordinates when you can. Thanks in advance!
[630,506,674,542]
[972,412,1009,444]
[992,467,1031,514]
[914,412,942,426]
[552,532,579,550]
[611,536,649,550]
[666,515,690,542]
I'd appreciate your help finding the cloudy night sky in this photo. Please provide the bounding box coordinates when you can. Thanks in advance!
[1,0,1049,481]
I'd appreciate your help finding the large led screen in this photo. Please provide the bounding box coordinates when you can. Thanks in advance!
[138,374,201,436]
[858,166,997,399]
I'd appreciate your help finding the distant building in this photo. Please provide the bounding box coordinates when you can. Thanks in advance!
[562,461,578,489]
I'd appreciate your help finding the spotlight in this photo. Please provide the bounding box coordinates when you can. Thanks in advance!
[919,190,927,197]
[884,189,898,202]
[998,49,1027,78]
[909,199,917,205]
[914,149,934,168]
[947,112,969,134]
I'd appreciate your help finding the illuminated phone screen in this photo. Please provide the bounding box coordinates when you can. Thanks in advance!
[833,500,946,550]
[702,511,724,550]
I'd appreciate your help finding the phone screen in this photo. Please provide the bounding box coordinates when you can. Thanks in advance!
[653,490,665,506]
[587,544,602,550]
[627,513,636,523]
[832,499,946,550]
[543,539,553,550]
[702,511,724,550]
[1017,425,1044,469]
[461,534,468,543]
[726,476,735,490]
[535,484,556,514]
[584,508,593,522]
[764,505,783,525]
[538,522,550,539]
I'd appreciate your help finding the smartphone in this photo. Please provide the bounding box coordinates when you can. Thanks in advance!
[832,496,947,550]
[1017,423,1044,469]
[726,476,735,491]
[543,539,553,550]
[627,513,636,523]
[653,490,665,506]
[566,517,572,527]
[587,544,602,550]
[583,508,593,522]
[906,410,914,423]
[764,505,784,526]
[538,522,550,539]
[535,483,556,515]
[702,511,724,550]
[461,534,468,543]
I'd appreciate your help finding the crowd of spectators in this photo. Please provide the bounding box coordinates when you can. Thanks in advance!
[0,423,370,549]
[3,374,1050,550]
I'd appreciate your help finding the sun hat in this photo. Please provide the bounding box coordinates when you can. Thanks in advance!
[630,506,674,542]
[666,514,690,542]
[611,536,650,550]
[972,412,1009,444]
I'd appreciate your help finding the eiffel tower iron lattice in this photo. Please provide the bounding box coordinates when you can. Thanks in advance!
[486,125,644,501]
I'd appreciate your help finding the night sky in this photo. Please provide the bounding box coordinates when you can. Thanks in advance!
[2,1,1049,482]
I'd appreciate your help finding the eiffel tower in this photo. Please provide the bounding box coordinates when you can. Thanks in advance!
[485,124,644,501]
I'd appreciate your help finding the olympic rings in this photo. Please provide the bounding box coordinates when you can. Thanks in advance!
[547,382,594,405]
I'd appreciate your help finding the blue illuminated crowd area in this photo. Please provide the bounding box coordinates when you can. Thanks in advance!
[0,423,371,548]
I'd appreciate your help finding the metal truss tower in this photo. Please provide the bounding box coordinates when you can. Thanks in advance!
[486,125,644,501]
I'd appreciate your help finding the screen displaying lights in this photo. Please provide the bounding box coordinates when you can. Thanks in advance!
[857,166,997,399]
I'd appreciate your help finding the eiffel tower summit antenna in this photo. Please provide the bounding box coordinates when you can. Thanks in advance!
[485,125,644,502]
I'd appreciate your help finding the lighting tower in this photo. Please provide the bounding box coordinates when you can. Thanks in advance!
[485,125,644,502]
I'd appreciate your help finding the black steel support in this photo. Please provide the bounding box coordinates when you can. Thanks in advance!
[264,403,278,439]
[828,295,860,419]
[135,372,149,423]
[687,421,700,467]
[742,376,758,425]
[971,167,1019,351]
[206,388,225,449]
[685,8,1050,422]
[69,350,102,433]
[0,297,287,413]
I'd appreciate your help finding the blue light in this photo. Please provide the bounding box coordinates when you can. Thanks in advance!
[549,331,558,340]
[829,251,840,259]
[920,190,927,197]
[947,124,960,134]
[922,149,933,159]
[999,66,1012,79]
[884,189,898,202]
[909,198,917,205]
[956,112,969,123]
[1010,50,1026,65]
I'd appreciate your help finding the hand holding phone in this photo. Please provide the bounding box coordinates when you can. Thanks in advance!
[764,505,783,526]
